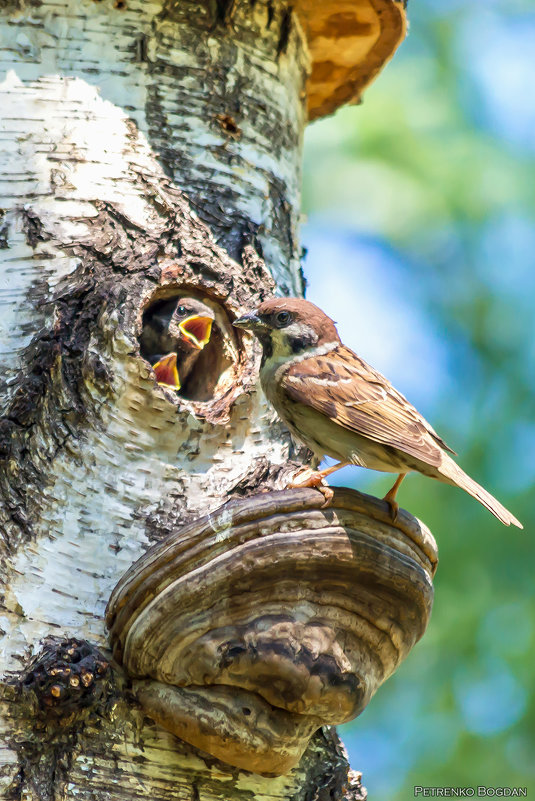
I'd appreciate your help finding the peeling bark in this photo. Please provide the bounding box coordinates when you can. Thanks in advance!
[0,0,367,797]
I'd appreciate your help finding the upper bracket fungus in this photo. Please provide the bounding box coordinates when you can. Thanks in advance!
[296,0,407,121]
[106,486,437,776]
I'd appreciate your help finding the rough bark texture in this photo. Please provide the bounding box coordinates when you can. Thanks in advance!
[0,0,369,798]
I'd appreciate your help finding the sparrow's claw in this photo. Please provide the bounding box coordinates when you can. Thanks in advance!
[384,497,399,522]
[382,473,406,523]
[286,468,334,507]
[287,467,325,489]
[317,484,334,507]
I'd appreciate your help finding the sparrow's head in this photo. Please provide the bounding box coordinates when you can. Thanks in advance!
[168,297,215,351]
[233,298,340,361]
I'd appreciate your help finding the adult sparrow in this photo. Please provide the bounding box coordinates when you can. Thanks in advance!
[140,296,214,390]
[233,298,522,528]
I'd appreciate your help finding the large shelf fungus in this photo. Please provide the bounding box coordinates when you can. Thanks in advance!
[106,487,437,776]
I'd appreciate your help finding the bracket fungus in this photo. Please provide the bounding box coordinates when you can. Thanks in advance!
[107,487,437,776]
[296,0,407,121]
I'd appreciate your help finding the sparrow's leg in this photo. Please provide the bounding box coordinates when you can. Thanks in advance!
[317,461,352,481]
[288,461,351,489]
[383,473,407,521]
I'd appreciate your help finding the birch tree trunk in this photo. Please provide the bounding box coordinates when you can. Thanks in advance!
[0,0,367,797]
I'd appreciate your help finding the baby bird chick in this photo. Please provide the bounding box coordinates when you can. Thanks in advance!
[140,296,214,390]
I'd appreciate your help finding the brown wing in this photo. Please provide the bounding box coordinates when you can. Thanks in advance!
[282,345,456,469]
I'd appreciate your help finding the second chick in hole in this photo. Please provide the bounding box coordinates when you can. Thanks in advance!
[140,297,214,390]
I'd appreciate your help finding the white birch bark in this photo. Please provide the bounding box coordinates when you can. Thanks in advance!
[0,0,365,798]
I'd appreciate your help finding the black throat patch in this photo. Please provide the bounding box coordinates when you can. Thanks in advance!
[288,331,317,354]
[258,332,273,365]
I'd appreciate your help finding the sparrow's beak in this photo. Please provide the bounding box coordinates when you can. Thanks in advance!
[233,312,267,332]
[152,353,181,389]
[178,315,213,350]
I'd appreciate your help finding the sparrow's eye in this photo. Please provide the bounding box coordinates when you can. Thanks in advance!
[275,311,291,327]
[176,305,187,317]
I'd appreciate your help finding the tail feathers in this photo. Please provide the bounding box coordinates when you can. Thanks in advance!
[439,456,523,529]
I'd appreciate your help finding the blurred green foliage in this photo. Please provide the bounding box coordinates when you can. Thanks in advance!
[301,1,535,797]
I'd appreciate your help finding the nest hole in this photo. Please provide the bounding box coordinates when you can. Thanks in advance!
[139,289,238,402]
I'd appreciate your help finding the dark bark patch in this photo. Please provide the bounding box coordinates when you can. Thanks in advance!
[226,456,303,498]
[211,0,237,27]
[16,637,112,722]
[266,0,275,28]
[0,210,9,249]
[135,34,148,62]
[276,6,292,58]
[0,0,42,10]
[4,638,119,801]
[21,208,51,249]
[297,729,367,801]
[215,113,242,140]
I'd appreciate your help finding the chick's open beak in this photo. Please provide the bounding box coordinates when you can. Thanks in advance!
[153,353,180,389]
[178,315,213,350]
[232,312,266,331]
